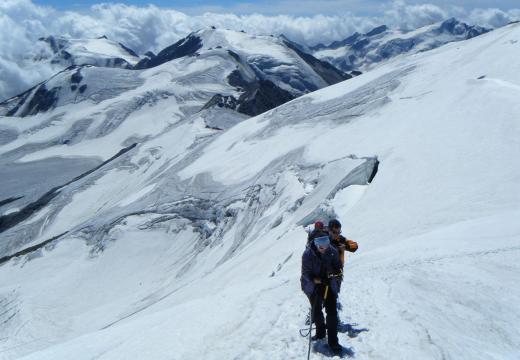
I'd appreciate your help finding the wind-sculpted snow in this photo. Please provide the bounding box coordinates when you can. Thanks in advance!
[253,66,413,139]
[1,24,520,360]
[0,290,20,343]
[91,91,173,139]
[0,126,17,146]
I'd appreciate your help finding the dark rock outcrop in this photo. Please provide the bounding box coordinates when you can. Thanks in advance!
[366,25,388,37]
[227,70,250,89]
[134,34,202,69]
[0,231,69,266]
[0,197,23,208]
[118,42,139,57]
[202,94,240,111]
[435,18,490,38]
[5,84,61,117]
[70,68,83,84]
[203,78,295,117]
[236,79,295,116]
[283,40,351,85]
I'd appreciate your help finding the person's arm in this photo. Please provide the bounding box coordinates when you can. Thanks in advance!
[301,251,316,296]
[332,248,342,273]
[334,235,346,250]
[340,235,358,252]
[345,239,358,252]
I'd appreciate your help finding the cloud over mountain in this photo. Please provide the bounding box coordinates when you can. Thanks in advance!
[0,0,519,101]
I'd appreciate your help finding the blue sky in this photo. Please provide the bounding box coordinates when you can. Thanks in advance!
[32,0,520,15]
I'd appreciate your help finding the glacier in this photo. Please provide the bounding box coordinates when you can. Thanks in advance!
[0,22,519,360]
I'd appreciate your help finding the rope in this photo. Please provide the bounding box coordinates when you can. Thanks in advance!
[299,325,315,337]
[301,292,321,360]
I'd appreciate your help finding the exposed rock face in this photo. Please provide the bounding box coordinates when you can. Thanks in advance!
[203,78,295,117]
[5,83,61,117]
[236,79,296,116]
[134,34,203,69]
[282,40,351,85]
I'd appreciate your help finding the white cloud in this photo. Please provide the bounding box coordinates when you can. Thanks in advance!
[0,0,519,102]
[466,7,520,28]
[382,0,448,29]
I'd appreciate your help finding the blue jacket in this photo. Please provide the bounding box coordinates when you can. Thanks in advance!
[301,243,343,297]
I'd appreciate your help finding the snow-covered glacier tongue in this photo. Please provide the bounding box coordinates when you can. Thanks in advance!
[0,27,353,257]
[1,23,520,360]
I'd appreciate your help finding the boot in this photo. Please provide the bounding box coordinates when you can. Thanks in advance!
[330,343,343,355]
[311,333,325,341]
[312,325,326,341]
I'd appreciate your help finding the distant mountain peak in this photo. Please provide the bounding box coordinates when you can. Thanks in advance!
[312,18,490,72]
[366,25,388,37]
[36,35,140,70]
[2,27,350,119]
[134,32,202,69]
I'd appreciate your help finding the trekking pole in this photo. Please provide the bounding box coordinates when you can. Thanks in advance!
[323,285,329,301]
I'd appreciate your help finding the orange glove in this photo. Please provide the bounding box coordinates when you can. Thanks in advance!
[346,240,358,252]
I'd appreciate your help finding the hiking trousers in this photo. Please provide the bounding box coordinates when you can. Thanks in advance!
[308,284,339,347]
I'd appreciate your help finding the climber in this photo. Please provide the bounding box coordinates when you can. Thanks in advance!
[301,232,344,355]
[307,220,325,244]
[328,219,358,266]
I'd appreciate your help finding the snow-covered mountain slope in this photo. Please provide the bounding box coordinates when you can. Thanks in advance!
[312,18,489,72]
[1,22,520,360]
[0,27,351,251]
[0,35,140,104]
[38,35,140,69]
[1,28,349,118]
[135,28,349,93]
[0,56,244,230]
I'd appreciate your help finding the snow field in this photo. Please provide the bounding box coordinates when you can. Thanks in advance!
[0,23,519,360]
